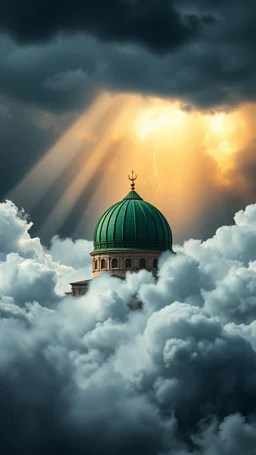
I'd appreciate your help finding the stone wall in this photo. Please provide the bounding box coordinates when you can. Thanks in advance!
[90,250,161,278]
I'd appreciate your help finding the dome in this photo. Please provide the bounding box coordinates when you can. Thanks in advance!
[93,189,172,251]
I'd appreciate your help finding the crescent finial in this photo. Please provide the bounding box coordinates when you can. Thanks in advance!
[128,170,137,190]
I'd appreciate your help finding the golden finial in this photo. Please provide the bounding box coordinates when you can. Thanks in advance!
[128,170,137,190]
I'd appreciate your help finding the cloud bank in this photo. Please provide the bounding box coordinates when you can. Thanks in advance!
[0,0,210,53]
[1,199,256,453]
[0,0,255,115]
[1,1,256,247]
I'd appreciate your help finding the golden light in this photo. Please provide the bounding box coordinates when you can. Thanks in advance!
[133,102,187,141]
[208,113,227,133]
[203,110,248,169]
[7,91,256,242]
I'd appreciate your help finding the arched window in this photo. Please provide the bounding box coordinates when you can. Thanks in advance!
[111,258,118,269]
[101,259,106,270]
[95,259,98,270]
[139,258,146,269]
[125,258,132,269]
[153,258,158,269]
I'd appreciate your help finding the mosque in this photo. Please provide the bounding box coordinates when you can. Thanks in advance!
[66,171,174,298]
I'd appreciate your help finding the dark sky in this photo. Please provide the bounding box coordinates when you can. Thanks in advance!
[1,0,256,243]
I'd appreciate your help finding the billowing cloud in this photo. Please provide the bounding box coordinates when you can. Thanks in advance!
[0,1,255,113]
[2,199,256,453]
[0,0,211,53]
[0,200,92,303]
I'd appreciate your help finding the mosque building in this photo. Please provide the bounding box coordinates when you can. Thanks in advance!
[66,171,174,297]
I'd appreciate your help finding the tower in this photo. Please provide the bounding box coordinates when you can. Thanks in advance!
[91,172,173,278]
[67,172,173,296]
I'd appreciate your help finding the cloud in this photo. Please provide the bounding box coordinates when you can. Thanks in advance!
[0,1,255,114]
[1,200,256,453]
[188,413,256,455]
[0,0,210,54]
[48,235,93,269]
[0,200,92,302]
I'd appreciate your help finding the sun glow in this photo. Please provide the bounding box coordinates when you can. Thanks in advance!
[131,103,188,200]
[133,103,187,140]
[7,92,256,241]
[203,111,248,169]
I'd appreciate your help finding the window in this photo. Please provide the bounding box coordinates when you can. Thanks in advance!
[101,259,106,270]
[111,258,118,269]
[139,258,146,269]
[125,258,132,269]
[95,259,98,270]
[153,258,158,269]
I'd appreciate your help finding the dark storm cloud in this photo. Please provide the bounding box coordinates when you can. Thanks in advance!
[0,0,256,243]
[0,0,211,54]
[2,200,256,453]
[0,36,97,113]
[0,5,253,118]
[0,100,58,194]
[0,0,255,114]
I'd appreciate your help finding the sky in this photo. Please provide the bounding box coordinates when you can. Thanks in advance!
[1,0,256,244]
[2,2,256,453]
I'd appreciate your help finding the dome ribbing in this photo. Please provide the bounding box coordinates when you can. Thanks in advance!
[93,189,172,251]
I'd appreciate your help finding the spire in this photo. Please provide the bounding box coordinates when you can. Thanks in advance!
[128,170,137,191]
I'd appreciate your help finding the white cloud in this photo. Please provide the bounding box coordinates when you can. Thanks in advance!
[1,199,256,453]
[49,234,92,269]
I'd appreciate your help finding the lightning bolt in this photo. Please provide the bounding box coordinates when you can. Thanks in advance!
[144,132,161,201]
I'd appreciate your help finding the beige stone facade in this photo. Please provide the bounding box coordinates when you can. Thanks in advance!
[90,249,161,278]
[65,279,90,297]
[67,251,162,299]
[66,178,174,299]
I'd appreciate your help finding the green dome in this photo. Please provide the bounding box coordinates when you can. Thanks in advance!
[93,189,172,251]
